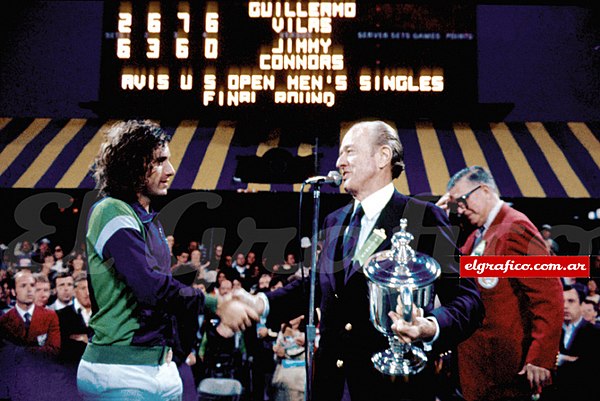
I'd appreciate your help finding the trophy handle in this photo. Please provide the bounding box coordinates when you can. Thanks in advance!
[401,285,413,322]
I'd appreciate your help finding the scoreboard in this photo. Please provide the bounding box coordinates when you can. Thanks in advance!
[100,1,477,118]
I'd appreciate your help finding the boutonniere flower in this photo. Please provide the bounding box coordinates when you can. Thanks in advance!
[471,240,486,257]
[354,228,387,267]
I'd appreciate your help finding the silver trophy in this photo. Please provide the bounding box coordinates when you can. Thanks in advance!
[364,218,441,376]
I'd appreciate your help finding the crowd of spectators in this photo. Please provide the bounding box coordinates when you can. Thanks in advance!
[1,235,598,401]
[0,236,309,401]
[165,238,310,401]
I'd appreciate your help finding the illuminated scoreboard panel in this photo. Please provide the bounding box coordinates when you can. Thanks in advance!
[100,1,477,116]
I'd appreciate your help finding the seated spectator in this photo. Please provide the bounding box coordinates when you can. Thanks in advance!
[48,272,74,311]
[51,245,68,275]
[581,299,599,327]
[188,240,200,253]
[254,273,272,294]
[0,276,15,314]
[245,263,262,292]
[171,244,190,270]
[271,253,299,277]
[67,252,87,277]
[284,253,296,266]
[218,279,233,298]
[31,238,51,265]
[166,235,176,266]
[271,315,306,401]
[232,278,244,291]
[585,278,599,303]
[14,240,34,265]
[53,272,93,399]
[190,249,210,280]
[215,270,227,286]
[540,224,559,255]
[39,252,56,278]
[223,254,233,270]
[247,250,267,276]
[231,253,249,280]
[56,272,94,364]
[0,270,60,356]
[210,244,223,270]
[33,273,51,308]
[217,268,240,285]
[246,251,259,270]
[0,270,62,400]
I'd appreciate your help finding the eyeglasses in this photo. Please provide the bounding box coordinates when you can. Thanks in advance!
[54,248,63,252]
[448,185,482,214]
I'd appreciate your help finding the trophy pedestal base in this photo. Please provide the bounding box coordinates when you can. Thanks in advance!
[371,346,427,376]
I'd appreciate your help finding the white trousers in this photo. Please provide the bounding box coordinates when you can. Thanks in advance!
[77,359,183,401]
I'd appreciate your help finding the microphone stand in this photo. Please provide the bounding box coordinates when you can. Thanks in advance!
[305,182,321,401]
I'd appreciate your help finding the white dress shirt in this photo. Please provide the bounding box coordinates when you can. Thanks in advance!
[562,317,583,350]
[350,182,395,258]
[480,200,504,237]
[74,298,92,326]
[16,303,35,322]
[49,298,73,311]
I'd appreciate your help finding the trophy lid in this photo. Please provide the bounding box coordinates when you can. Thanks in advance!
[364,219,441,288]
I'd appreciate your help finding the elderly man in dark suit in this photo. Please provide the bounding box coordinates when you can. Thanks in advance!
[237,121,484,401]
[438,166,563,401]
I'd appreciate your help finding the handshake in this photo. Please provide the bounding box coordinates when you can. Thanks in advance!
[214,289,266,337]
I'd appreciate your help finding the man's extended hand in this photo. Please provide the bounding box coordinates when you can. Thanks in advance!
[216,298,260,337]
[232,288,266,315]
[388,307,436,343]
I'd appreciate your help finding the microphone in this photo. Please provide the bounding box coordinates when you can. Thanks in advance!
[304,170,342,187]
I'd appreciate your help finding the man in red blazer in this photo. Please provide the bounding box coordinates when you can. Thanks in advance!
[0,270,64,400]
[0,270,60,356]
[438,166,563,401]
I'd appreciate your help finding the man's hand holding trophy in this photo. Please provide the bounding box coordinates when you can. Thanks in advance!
[364,218,441,376]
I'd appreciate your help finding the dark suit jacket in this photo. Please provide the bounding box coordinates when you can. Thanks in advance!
[56,304,93,363]
[458,203,563,401]
[0,305,60,357]
[555,319,600,400]
[267,191,484,401]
